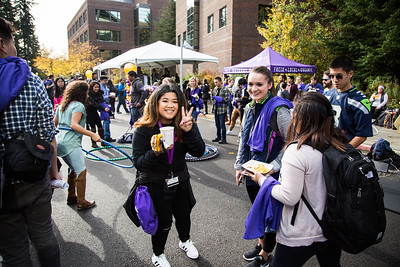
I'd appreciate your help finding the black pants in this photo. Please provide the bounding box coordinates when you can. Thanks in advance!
[271,241,341,267]
[149,181,193,256]
[371,106,384,120]
[87,110,102,130]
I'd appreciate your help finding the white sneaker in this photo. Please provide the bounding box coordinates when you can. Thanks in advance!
[152,253,171,267]
[179,239,199,259]
[226,130,234,135]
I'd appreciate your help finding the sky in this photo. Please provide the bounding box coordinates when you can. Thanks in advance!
[31,0,85,57]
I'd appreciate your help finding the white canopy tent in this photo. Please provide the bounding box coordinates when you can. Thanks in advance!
[93,41,218,71]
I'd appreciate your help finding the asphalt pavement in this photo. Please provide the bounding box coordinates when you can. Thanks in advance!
[31,113,400,266]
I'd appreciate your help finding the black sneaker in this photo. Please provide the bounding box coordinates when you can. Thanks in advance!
[245,254,272,267]
[212,138,221,142]
[243,243,262,261]
[218,140,227,144]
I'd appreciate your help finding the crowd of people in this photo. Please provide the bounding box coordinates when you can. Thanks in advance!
[0,15,391,267]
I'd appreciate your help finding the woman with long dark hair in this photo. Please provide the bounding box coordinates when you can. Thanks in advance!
[247,92,346,266]
[54,81,100,210]
[86,81,108,148]
[54,77,66,111]
[132,84,205,267]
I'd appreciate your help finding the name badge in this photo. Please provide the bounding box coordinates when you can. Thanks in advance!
[167,176,179,187]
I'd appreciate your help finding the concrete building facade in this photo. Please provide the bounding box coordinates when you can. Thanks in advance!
[176,0,272,75]
[68,0,168,61]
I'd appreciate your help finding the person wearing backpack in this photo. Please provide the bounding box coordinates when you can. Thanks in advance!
[246,92,346,266]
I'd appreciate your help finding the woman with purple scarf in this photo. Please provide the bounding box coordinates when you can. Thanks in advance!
[234,66,293,267]
[184,77,203,122]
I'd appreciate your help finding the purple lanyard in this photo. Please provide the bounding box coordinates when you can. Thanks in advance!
[158,121,174,165]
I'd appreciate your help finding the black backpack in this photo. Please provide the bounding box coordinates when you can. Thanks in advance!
[291,143,386,254]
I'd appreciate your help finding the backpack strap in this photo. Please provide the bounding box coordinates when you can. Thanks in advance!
[291,194,324,227]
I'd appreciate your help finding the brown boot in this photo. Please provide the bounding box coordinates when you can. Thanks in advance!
[67,169,77,204]
[76,169,96,210]
[90,128,99,148]
[98,128,107,146]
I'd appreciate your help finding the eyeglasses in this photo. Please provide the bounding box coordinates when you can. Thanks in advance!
[322,78,330,81]
[328,74,344,80]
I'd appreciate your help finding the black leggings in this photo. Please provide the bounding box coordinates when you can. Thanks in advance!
[87,110,102,130]
[149,182,193,256]
[271,241,341,267]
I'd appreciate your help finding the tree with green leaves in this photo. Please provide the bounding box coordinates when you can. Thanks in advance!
[257,0,332,78]
[321,0,400,87]
[0,0,16,24]
[152,0,176,44]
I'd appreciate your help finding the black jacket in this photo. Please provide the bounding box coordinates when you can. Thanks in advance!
[132,123,205,183]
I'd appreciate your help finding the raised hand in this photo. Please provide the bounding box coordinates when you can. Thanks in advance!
[179,107,194,132]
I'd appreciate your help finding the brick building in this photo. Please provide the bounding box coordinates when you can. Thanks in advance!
[176,0,272,75]
[68,0,168,61]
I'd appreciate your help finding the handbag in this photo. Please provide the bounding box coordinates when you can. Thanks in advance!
[117,127,134,144]
[123,180,141,227]
[135,185,158,235]
[3,131,53,183]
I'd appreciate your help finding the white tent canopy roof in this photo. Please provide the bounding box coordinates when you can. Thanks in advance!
[93,41,218,71]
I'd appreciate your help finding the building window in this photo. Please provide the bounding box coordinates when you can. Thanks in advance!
[83,10,87,22]
[99,49,121,60]
[79,34,83,43]
[258,5,272,25]
[219,6,227,28]
[183,31,186,41]
[177,35,181,46]
[75,21,78,31]
[96,30,121,42]
[186,0,194,46]
[79,17,82,27]
[84,31,88,42]
[134,4,151,46]
[96,9,121,23]
[207,14,214,33]
[72,25,75,34]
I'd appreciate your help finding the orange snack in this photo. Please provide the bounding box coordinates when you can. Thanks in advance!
[155,134,163,152]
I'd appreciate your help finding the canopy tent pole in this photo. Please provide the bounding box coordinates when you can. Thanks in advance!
[180,39,183,92]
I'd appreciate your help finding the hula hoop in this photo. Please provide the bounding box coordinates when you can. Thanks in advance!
[58,127,134,168]
[85,145,131,161]
[185,144,219,162]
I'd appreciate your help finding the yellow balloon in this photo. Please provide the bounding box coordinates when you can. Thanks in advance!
[85,70,92,79]
[124,63,136,74]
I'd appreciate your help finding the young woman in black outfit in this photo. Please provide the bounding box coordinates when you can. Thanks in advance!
[87,81,108,148]
[132,84,205,267]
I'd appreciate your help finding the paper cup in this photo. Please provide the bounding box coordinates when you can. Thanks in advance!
[160,126,174,148]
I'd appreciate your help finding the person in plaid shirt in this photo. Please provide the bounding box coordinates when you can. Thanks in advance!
[212,77,229,144]
[0,17,61,266]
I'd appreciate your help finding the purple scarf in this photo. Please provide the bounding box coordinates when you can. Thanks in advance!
[0,56,30,113]
[244,176,283,239]
[247,96,293,152]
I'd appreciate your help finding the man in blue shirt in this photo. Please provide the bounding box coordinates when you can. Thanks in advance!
[117,78,129,114]
[324,55,372,148]
[305,75,324,93]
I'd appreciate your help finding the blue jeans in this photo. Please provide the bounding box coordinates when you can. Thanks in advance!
[215,112,227,141]
[61,147,86,176]
[117,99,129,113]
[0,175,60,266]
[103,119,111,139]
[131,106,141,125]
[191,108,198,122]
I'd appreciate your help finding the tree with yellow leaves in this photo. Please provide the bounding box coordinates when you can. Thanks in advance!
[258,0,332,77]
[33,42,102,78]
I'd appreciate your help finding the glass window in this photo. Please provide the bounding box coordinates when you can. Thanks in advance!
[258,5,272,25]
[177,35,181,46]
[79,17,82,27]
[96,9,121,23]
[96,30,121,42]
[79,34,83,43]
[99,49,121,60]
[208,14,214,33]
[134,5,151,46]
[183,31,186,41]
[219,6,227,28]
[75,21,78,30]
[72,25,75,34]
[186,1,194,46]
[84,31,88,42]
[83,10,87,22]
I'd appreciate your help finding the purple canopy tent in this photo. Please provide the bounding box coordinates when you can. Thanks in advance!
[223,47,315,74]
